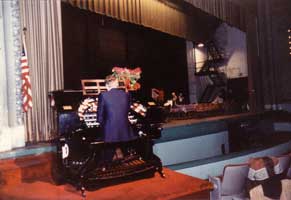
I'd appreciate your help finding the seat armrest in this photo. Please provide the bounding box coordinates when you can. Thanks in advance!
[209,175,222,200]
[287,168,291,178]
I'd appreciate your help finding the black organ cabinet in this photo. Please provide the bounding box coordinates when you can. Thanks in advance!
[49,80,165,197]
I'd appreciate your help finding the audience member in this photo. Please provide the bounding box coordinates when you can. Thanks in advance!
[246,156,285,199]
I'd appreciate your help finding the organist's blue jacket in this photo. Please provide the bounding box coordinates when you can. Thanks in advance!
[97,88,137,143]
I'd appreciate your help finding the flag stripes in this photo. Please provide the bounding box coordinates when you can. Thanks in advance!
[21,37,32,112]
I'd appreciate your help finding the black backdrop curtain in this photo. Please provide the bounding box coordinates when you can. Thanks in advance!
[62,3,189,101]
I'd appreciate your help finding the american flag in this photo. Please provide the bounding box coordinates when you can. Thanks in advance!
[21,37,32,112]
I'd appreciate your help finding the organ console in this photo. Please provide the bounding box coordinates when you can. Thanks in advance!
[49,80,166,197]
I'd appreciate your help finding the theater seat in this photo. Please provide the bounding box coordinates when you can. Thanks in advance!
[209,163,249,200]
[277,155,291,175]
[288,168,291,178]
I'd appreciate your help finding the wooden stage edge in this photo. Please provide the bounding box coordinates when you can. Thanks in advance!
[0,167,212,200]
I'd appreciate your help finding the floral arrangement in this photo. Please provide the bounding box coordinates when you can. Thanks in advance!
[112,67,142,91]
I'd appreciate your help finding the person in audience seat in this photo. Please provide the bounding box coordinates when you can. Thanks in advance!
[246,156,291,200]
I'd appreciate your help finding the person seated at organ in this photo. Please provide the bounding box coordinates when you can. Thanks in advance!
[246,156,285,199]
[171,92,178,107]
[212,93,224,104]
[177,93,185,105]
[97,75,138,160]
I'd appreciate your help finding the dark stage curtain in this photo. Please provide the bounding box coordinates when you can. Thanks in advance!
[61,3,189,102]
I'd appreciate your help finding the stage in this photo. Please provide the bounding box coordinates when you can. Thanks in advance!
[0,112,256,200]
[0,167,212,200]
[0,112,255,161]
[153,112,258,167]
[1,111,291,199]
[164,112,254,129]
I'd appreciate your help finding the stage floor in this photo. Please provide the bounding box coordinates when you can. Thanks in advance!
[164,112,254,128]
[0,168,212,200]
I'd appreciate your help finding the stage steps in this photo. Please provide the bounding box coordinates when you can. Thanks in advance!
[0,152,53,186]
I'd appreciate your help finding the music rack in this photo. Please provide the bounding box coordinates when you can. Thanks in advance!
[81,79,126,96]
[81,79,107,96]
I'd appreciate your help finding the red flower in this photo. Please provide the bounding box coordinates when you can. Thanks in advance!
[112,67,124,73]
[111,66,142,91]
[131,67,142,74]
[133,83,141,90]
[124,79,130,87]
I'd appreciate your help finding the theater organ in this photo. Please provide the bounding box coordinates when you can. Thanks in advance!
[49,80,165,197]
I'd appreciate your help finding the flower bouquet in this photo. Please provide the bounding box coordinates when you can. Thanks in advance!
[112,67,142,91]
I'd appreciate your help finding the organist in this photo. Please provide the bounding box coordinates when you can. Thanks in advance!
[97,75,138,160]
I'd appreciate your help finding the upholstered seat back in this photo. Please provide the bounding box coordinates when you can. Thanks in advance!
[277,155,291,174]
[221,164,249,196]
[287,168,291,178]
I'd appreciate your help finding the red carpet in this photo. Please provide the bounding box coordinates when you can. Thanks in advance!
[0,168,212,200]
